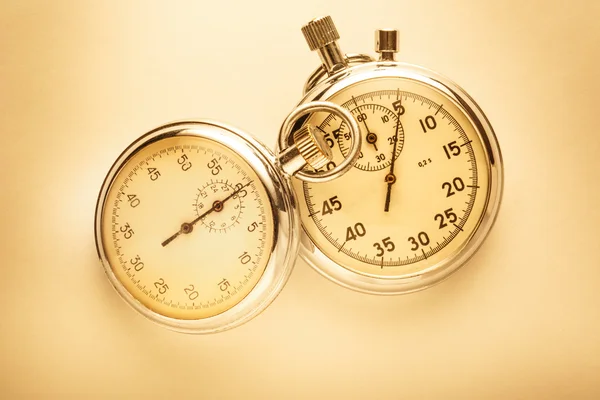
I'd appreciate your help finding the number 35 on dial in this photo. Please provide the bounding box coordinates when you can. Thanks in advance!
[291,75,503,294]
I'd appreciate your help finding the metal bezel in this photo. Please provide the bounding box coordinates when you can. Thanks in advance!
[95,120,299,333]
[279,62,504,294]
[278,101,362,182]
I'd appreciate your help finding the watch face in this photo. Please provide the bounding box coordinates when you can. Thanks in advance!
[294,75,496,287]
[99,135,274,320]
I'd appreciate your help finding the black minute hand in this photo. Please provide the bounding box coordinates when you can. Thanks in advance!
[384,105,402,212]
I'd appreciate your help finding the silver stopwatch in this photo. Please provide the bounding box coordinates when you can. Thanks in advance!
[279,16,503,294]
[95,102,361,333]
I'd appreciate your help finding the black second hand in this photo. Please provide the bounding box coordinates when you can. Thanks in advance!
[384,99,403,212]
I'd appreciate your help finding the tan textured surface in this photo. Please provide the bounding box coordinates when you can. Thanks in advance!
[1,1,599,398]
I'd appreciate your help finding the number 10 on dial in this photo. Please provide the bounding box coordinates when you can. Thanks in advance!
[95,102,361,333]
[280,16,504,294]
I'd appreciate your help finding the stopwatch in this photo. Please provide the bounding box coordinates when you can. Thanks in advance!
[279,16,503,294]
[94,102,361,333]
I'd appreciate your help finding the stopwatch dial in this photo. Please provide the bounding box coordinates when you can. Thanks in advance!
[336,103,404,171]
[100,136,274,320]
[295,78,490,278]
[195,180,244,232]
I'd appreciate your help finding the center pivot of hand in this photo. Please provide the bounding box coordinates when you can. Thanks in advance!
[181,222,193,234]
[385,173,396,184]
[213,200,224,212]
[366,132,377,144]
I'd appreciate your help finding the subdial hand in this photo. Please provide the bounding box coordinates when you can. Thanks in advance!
[384,104,402,212]
[366,132,378,152]
[352,96,378,152]
[161,180,253,247]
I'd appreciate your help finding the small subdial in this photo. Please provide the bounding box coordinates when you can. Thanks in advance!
[337,104,404,171]
[195,180,244,232]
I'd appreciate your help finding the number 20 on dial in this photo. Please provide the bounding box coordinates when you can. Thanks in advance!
[280,16,504,294]
[95,103,361,332]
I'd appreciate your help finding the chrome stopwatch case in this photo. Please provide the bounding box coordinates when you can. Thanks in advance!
[279,16,504,294]
[95,102,361,333]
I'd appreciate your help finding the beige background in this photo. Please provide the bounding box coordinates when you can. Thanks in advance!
[1,0,599,398]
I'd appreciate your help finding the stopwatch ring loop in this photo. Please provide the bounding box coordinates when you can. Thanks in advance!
[280,101,361,183]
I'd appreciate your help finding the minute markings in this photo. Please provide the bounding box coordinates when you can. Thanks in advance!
[302,88,479,267]
[107,141,272,315]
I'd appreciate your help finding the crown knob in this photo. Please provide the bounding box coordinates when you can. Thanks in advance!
[301,16,347,74]
[293,124,332,170]
[302,16,340,51]
[277,123,333,177]
[375,29,399,61]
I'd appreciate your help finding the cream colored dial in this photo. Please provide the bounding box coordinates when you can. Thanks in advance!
[100,136,274,320]
[337,103,403,171]
[295,78,490,277]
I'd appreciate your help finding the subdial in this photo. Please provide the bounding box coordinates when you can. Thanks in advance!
[336,104,404,171]
[194,180,244,232]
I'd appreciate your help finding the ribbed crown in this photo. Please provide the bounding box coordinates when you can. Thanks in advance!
[293,124,332,170]
[301,16,339,51]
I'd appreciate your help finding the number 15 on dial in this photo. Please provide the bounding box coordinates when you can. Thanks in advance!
[280,16,504,294]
